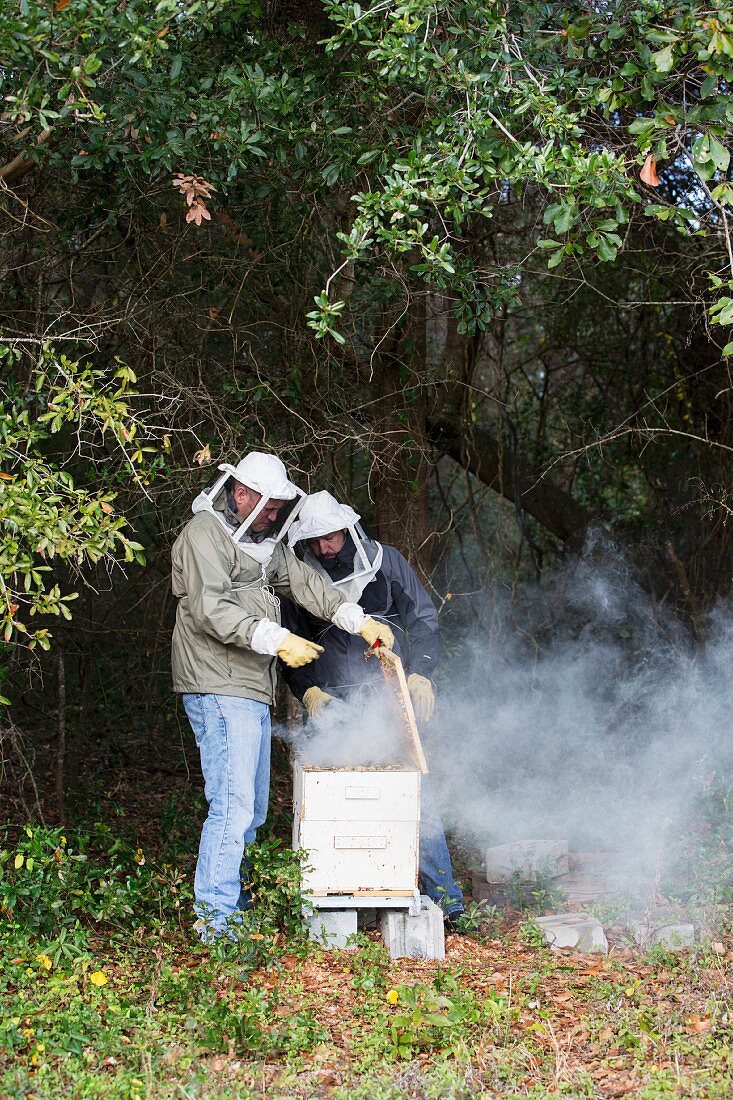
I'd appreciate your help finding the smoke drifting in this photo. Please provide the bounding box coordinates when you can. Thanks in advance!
[290,690,415,769]
[282,531,733,900]
[429,533,733,890]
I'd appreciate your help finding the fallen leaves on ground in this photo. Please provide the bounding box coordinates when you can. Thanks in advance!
[237,926,731,1097]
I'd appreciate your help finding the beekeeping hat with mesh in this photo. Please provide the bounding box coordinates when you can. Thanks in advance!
[192,452,305,564]
[287,490,383,600]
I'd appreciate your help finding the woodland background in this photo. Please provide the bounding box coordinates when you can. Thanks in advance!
[5,5,733,1097]
[2,0,733,822]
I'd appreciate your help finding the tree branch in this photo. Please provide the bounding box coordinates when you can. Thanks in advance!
[0,128,53,186]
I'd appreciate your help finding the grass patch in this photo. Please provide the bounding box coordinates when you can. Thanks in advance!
[2,822,733,1097]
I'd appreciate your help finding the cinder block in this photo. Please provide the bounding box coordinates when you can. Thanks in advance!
[485,840,569,884]
[629,919,695,950]
[471,876,535,908]
[535,913,608,954]
[379,896,445,961]
[307,909,358,950]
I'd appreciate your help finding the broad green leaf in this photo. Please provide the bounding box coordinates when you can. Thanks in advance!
[650,45,674,72]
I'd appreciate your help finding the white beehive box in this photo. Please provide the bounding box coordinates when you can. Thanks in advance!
[293,759,420,898]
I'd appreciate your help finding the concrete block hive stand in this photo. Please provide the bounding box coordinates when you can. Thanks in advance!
[379,897,445,961]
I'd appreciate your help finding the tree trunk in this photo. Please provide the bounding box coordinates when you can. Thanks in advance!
[431,419,592,544]
[371,296,433,577]
[55,641,67,823]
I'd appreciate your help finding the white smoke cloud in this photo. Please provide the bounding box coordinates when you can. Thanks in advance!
[287,688,417,770]
[428,533,733,892]
[280,530,733,903]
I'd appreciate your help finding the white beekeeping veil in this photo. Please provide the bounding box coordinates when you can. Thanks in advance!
[287,490,383,600]
[192,452,305,564]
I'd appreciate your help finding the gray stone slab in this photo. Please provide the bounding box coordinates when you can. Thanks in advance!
[379,895,445,961]
[628,918,695,950]
[569,851,624,874]
[535,913,608,954]
[485,840,569,884]
[307,908,358,950]
[554,872,606,905]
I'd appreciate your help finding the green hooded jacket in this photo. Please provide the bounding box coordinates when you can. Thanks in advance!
[171,511,347,703]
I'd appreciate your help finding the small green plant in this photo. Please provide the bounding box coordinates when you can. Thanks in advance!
[202,839,311,968]
[645,942,689,968]
[504,869,567,913]
[384,974,506,1060]
[518,920,549,949]
[198,985,328,1057]
[0,824,190,945]
[584,898,630,927]
[453,899,499,935]
[348,934,390,992]
[247,838,309,938]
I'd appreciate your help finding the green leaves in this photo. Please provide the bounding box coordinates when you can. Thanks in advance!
[691,133,730,182]
[4,0,733,434]
[0,342,161,655]
[709,296,733,327]
[544,202,578,236]
[628,117,657,141]
[306,293,347,344]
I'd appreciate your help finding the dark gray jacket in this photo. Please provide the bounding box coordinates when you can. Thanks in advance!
[281,536,438,701]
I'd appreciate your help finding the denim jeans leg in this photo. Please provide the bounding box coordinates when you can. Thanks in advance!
[182,693,271,934]
[244,706,271,846]
[419,775,464,915]
[238,704,272,909]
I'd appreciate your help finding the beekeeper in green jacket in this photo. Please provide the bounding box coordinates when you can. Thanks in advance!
[172,452,393,940]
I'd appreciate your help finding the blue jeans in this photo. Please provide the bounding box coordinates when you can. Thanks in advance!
[182,693,271,937]
[419,776,464,916]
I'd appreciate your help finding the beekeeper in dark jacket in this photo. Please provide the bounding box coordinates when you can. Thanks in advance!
[280,491,464,923]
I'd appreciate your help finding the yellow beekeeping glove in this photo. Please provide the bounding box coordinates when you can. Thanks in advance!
[407,673,435,723]
[360,617,395,651]
[303,686,333,718]
[276,633,324,669]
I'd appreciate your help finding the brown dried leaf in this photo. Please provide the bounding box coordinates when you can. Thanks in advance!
[100,501,114,515]
[55,0,70,9]
[685,1014,712,1034]
[640,155,660,186]
[159,212,167,228]
[186,201,211,226]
